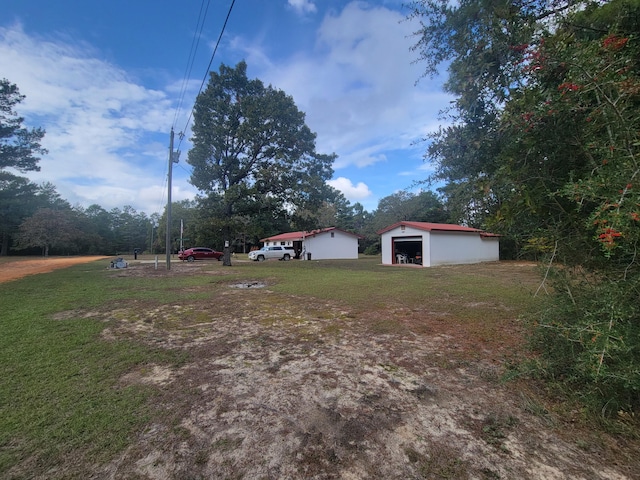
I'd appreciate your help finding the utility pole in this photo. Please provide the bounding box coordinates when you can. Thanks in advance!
[166,128,180,270]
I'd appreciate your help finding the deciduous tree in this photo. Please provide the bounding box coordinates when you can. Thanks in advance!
[188,61,335,265]
[15,208,80,256]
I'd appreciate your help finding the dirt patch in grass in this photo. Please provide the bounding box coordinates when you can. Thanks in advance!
[10,261,638,479]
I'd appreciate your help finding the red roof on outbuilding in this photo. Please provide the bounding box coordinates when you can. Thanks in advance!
[377,221,496,236]
[261,227,362,243]
[261,231,306,242]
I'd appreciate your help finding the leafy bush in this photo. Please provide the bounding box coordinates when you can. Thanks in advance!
[363,243,381,255]
[530,266,640,415]
[513,4,640,417]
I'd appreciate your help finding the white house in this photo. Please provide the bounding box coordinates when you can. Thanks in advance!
[261,227,361,260]
[377,221,500,267]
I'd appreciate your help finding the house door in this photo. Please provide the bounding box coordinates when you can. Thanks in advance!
[293,240,303,259]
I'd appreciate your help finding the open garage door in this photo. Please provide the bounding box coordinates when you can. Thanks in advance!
[392,236,423,264]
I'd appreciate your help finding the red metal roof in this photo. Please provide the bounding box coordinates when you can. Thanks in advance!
[377,221,495,236]
[261,231,306,242]
[261,227,362,243]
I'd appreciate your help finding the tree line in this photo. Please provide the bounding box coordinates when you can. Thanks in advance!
[0,169,448,258]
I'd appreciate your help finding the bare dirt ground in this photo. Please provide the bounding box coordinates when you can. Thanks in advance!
[0,256,109,283]
[6,259,640,479]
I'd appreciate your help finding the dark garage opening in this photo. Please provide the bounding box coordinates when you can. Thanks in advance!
[392,237,422,264]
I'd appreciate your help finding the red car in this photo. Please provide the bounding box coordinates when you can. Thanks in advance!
[178,247,223,262]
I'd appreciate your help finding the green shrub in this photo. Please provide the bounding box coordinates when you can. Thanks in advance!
[529,266,640,415]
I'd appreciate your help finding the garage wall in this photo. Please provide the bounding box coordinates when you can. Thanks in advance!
[303,231,359,260]
[429,231,499,266]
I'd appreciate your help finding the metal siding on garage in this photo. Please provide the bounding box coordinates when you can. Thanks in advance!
[430,231,499,266]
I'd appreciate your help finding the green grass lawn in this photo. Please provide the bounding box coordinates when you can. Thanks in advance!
[0,260,190,474]
[0,256,541,477]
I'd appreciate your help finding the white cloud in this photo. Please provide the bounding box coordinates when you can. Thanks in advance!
[287,0,317,15]
[418,161,436,172]
[335,149,387,169]
[327,177,372,201]
[0,23,194,214]
[256,2,451,169]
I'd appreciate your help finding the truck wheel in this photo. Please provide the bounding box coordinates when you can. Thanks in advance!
[258,255,265,262]
[187,256,195,262]
[283,254,290,261]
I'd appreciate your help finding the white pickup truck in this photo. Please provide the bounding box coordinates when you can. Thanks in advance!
[248,246,295,261]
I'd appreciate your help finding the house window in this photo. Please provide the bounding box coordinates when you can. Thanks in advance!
[331,232,334,238]
[281,241,285,245]
[401,225,405,232]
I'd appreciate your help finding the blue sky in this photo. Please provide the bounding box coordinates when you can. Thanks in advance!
[1,0,451,214]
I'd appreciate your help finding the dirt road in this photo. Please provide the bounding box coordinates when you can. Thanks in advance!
[0,256,109,284]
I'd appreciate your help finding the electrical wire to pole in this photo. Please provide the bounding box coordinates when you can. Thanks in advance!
[176,0,236,153]
[164,0,235,268]
[172,0,212,129]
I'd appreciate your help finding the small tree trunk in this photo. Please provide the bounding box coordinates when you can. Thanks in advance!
[222,202,233,266]
[0,232,9,256]
[222,224,232,266]
[223,243,231,266]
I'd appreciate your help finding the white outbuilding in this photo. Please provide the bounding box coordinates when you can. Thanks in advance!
[378,221,500,267]
[261,227,361,260]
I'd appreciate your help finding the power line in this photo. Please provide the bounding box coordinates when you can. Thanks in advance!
[175,161,192,176]
[172,0,211,129]
[157,0,209,217]
[157,0,234,215]
[176,0,236,152]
